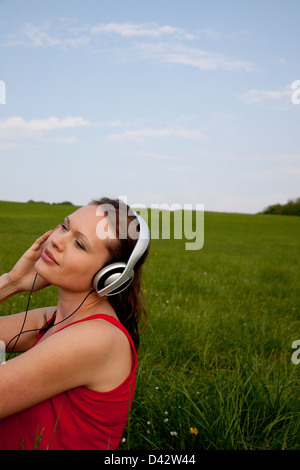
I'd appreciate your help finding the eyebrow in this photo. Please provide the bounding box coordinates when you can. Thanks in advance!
[65,216,90,247]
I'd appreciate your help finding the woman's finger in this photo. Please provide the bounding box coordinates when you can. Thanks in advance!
[32,230,53,250]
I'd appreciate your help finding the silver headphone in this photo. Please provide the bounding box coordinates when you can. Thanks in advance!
[92,212,150,297]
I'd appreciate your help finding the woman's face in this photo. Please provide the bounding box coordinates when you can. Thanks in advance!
[35,205,111,293]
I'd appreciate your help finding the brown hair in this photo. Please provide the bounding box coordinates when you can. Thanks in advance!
[90,197,150,352]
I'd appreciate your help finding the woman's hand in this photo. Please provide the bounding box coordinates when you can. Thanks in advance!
[7,230,53,293]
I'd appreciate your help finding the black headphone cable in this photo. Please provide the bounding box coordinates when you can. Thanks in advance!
[6,275,95,360]
[6,273,38,360]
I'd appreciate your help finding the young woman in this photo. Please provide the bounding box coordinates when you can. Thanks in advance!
[0,198,150,450]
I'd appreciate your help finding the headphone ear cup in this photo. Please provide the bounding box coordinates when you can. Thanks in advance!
[93,262,127,294]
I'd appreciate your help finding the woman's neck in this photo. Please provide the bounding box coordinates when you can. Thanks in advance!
[55,288,111,324]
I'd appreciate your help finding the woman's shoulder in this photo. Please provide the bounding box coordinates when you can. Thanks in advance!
[61,314,132,349]
[38,311,134,360]
[61,315,134,392]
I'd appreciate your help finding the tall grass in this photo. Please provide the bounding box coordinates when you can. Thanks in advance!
[0,202,299,450]
[121,210,300,450]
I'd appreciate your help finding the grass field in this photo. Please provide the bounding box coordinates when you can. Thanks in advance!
[0,200,299,450]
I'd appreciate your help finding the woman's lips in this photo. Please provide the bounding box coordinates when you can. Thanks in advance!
[41,247,59,265]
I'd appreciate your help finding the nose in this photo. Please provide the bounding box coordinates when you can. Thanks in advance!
[49,225,65,251]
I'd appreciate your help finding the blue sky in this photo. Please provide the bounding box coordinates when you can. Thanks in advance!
[0,0,299,213]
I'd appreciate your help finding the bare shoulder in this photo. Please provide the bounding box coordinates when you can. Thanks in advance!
[64,316,132,353]
[64,317,133,391]
[39,315,133,391]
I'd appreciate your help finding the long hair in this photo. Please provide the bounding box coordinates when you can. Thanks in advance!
[90,197,150,352]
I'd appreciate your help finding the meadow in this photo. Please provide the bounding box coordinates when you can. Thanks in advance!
[0,200,299,450]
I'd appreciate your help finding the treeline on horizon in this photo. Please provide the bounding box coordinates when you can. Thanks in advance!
[261,197,300,216]
[27,198,300,217]
[26,200,74,206]
[2,198,300,216]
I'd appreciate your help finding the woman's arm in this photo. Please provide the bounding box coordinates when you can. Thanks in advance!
[0,319,128,419]
[0,273,21,303]
[0,305,56,352]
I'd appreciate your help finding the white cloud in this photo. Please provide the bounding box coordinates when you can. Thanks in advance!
[0,115,95,145]
[238,84,293,105]
[0,115,93,131]
[107,126,207,143]
[3,23,64,48]
[135,42,253,71]
[1,21,253,72]
[90,22,192,39]
[1,21,193,49]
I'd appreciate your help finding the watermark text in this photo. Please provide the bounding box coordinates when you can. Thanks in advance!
[0,80,6,104]
[0,340,6,364]
[95,197,204,251]
[291,340,300,365]
[291,80,300,105]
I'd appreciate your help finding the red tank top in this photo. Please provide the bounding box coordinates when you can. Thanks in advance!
[0,314,138,450]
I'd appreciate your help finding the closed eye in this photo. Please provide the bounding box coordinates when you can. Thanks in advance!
[75,240,86,250]
[61,222,86,251]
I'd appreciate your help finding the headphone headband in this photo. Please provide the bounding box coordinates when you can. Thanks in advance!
[93,211,150,296]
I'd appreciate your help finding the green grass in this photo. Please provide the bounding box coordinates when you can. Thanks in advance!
[0,201,299,450]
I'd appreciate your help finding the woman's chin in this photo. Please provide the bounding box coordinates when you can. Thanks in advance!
[34,257,43,272]
[34,258,52,283]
